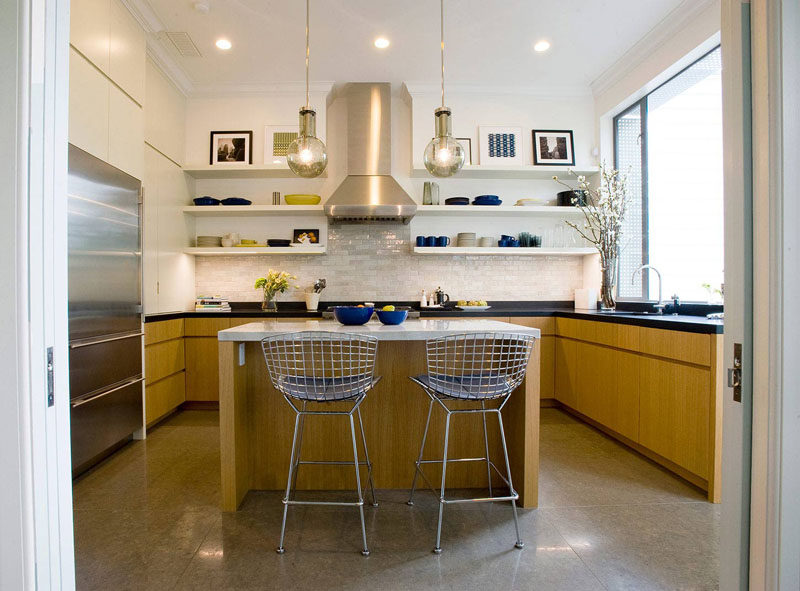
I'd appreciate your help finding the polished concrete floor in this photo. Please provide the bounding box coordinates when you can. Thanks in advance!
[72,408,720,590]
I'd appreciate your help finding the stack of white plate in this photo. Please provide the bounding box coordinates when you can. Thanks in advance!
[457,232,476,247]
[515,198,546,206]
[196,235,222,247]
[479,236,495,247]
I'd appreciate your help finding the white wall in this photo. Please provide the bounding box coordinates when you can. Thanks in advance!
[190,84,597,302]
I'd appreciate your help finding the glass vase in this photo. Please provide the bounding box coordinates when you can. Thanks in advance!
[600,257,617,311]
[262,293,277,312]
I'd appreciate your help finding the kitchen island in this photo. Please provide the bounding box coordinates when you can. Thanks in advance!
[217,319,541,511]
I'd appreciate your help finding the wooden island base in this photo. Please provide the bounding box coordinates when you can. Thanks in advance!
[219,340,540,511]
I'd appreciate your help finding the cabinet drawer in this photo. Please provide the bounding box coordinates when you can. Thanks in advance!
[145,371,185,424]
[185,318,231,337]
[508,317,554,335]
[638,327,711,366]
[144,319,184,346]
[555,317,580,339]
[145,338,185,384]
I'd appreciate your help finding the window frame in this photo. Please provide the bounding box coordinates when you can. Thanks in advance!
[612,44,721,302]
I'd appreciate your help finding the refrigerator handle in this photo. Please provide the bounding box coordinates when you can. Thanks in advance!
[70,377,145,408]
[69,331,144,349]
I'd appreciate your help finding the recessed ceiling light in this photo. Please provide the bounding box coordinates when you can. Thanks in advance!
[374,37,390,49]
[215,38,232,50]
[534,40,551,53]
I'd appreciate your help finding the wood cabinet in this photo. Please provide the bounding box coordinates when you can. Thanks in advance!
[553,318,722,501]
[144,319,185,425]
[554,336,578,408]
[509,317,555,399]
[69,48,109,160]
[184,318,231,402]
[142,145,195,314]
[70,0,144,103]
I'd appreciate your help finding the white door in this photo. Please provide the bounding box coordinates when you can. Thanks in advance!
[720,1,752,589]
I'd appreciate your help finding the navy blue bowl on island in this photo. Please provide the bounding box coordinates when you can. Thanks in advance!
[193,196,220,206]
[375,309,408,325]
[333,306,374,325]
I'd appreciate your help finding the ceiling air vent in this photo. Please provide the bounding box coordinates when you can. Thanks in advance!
[165,32,202,57]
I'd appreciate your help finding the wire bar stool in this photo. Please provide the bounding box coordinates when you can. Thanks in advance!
[407,332,535,553]
[261,331,381,556]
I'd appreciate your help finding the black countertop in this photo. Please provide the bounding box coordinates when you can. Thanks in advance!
[146,301,723,334]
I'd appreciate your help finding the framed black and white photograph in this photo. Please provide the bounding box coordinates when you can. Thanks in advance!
[478,126,523,165]
[264,125,298,165]
[210,131,253,165]
[293,229,320,244]
[532,129,575,166]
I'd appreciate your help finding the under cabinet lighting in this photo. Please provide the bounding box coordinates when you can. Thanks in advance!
[534,40,550,53]
[215,38,232,50]
[374,37,390,49]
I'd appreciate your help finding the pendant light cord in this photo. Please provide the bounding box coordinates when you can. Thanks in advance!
[440,0,445,108]
[305,0,310,109]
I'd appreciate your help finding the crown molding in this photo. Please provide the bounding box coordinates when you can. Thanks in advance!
[402,81,592,99]
[119,0,165,34]
[590,0,719,98]
[146,42,193,97]
[189,81,335,98]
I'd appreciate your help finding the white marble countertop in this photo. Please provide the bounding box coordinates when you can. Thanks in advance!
[217,319,541,342]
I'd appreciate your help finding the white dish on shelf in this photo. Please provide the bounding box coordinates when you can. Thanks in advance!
[455,305,492,312]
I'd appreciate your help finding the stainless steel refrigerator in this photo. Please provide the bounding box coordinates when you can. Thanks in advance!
[68,144,144,474]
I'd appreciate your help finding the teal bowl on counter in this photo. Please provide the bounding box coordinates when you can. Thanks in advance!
[332,306,374,325]
[375,309,408,325]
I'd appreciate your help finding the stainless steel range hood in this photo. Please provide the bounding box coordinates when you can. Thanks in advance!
[325,83,417,224]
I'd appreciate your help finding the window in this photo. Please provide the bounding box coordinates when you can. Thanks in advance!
[614,47,723,302]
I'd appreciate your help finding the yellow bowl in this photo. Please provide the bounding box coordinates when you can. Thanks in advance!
[284,194,321,205]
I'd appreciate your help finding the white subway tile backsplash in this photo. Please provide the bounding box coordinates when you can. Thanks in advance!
[195,224,584,302]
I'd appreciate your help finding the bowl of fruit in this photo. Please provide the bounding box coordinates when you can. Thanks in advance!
[332,305,374,325]
[375,305,408,325]
[455,300,491,312]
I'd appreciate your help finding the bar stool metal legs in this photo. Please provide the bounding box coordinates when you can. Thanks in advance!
[261,331,380,557]
[407,331,535,554]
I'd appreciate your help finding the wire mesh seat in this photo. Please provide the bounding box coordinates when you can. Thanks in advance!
[407,332,535,553]
[261,331,381,556]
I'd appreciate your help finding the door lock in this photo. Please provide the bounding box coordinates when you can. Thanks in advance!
[727,342,742,403]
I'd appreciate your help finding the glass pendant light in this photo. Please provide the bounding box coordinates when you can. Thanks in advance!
[423,0,465,177]
[287,0,328,178]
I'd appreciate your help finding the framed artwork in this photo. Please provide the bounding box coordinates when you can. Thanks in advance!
[293,228,320,244]
[478,126,523,165]
[532,129,575,166]
[264,125,298,165]
[209,131,252,165]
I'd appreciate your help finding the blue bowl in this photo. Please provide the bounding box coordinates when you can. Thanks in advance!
[193,196,220,206]
[375,309,408,325]
[333,306,374,325]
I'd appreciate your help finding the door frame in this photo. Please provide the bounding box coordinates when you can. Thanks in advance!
[1,0,74,588]
[748,0,800,588]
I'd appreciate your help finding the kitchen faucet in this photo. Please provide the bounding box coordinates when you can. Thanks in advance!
[632,265,666,314]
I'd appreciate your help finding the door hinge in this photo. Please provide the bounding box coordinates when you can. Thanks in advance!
[727,342,742,403]
[46,347,54,407]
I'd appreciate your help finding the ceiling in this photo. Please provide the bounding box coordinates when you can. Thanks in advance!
[143,0,688,91]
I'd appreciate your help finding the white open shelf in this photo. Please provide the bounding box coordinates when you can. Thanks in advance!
[183,205,325,217]
[410,164,599,180]
[413,246,595,256]
[183,164,327,179]
[414,205,584,217]
[184,246,326,256]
